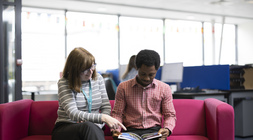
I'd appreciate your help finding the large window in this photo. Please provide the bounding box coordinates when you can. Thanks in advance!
[203,22,214,65]
[204,23,236,65]
[66,12,118,71]
[215,23,236,65]
[164,20,203,66]
[238,21,253,65]
[22,8,65,91]
[119,17,164,65]
[21,7,240,94]
[2,6,16,102]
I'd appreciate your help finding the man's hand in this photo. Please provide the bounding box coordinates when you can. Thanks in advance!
[112,130,121,140]
[158,128,170,140]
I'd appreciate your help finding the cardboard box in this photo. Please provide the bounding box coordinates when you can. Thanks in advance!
[243,68,253,89]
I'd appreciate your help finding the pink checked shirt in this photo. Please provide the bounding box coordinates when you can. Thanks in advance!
[111,77,176,132]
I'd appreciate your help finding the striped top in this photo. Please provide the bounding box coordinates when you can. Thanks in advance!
[55,73,111,129]
[111,77,176,132]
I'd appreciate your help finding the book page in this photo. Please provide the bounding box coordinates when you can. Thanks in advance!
[141,132,162,140]
[118,132,142,140]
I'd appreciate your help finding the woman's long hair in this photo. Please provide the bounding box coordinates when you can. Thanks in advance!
[122,55,136,79]
[62,47,97,92]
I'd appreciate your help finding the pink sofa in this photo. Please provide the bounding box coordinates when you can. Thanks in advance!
[0,98,234,140]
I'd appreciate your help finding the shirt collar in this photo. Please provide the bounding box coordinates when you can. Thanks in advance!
[131,76,158,88]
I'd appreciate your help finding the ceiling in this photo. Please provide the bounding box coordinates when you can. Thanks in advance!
[22,0,253,24]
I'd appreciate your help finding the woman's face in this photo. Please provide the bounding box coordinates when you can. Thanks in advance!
[80,64,96,81]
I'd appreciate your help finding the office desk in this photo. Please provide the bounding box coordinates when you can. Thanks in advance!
[228,90,253,137]
[173,91,230,102]
[228,89,253,107]
[22,90,58,101]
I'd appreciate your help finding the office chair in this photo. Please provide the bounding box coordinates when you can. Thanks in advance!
[104,77,117,100]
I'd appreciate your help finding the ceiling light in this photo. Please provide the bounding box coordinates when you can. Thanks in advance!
[97,7,107,12]
[187,16,195,20]
[210,0,234,6]
[245,0,253,3]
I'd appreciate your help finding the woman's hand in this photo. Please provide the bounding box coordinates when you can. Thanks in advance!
[101,114,127,131]
[158,128,170,140]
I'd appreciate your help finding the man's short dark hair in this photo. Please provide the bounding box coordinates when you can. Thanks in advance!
[135,49,160,70]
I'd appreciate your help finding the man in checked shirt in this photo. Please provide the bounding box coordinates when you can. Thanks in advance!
[111,49,176,140]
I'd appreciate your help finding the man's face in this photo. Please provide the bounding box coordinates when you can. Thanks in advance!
[136,64,157,87]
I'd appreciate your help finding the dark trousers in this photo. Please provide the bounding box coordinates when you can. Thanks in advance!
[125,126,161,139]
[52,121,105,140]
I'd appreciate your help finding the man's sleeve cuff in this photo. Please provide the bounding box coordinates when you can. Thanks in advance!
[165,128,172,136]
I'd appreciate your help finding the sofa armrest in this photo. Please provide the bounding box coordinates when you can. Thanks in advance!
[204,98,234,140]
[0,99,33,140]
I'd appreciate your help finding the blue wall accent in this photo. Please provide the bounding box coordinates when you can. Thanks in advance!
[180,65,230,90]
[105,65,230,90]
[155,67,162,80]
[106,69,120,86]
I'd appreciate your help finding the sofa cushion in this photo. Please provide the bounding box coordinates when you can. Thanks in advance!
[20,135,51,140]
[168,135,209,140]
[104,136,114,140]
[104,100,115,136]
[28,101,59,135]
[172,99,206,136]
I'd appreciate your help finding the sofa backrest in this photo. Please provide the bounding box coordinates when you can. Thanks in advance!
[28,100,59,135]
[105,100,206,136]
[172,99,206,136]
[27,99,207,137]
[27,100,114,136]
[0,99,33,140]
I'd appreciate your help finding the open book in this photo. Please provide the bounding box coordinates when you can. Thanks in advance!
[118,132,162,140]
